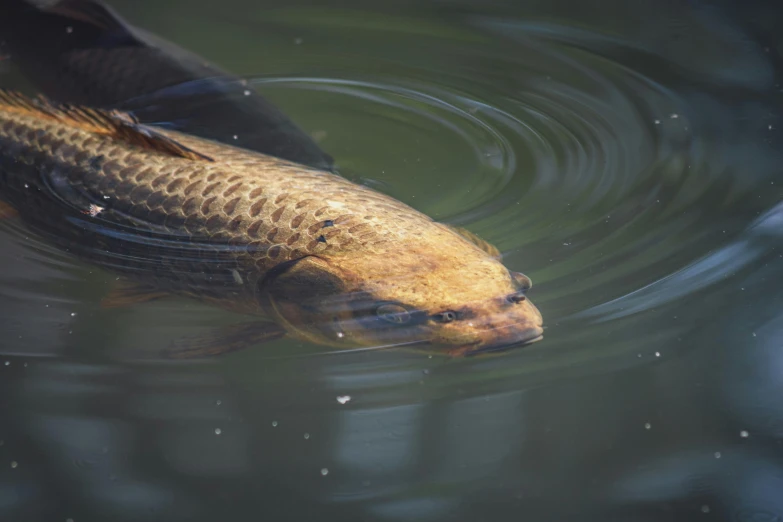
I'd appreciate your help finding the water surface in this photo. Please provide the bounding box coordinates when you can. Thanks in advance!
[2,0,783,520]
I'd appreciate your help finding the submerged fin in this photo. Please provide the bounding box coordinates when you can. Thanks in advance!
[163,322,287,359]
[0,201,19,219]
[0,89,214,162]
[101,281,170,309]
[446,225,502,259]
[46,0,132,35]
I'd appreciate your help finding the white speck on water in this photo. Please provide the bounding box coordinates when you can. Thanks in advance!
[214,428,222,435]
[65,26,73,34]
[10,461,17,468]
[70,312,77,317]
[336,395,351,405]
[304,433,310,440]
[320,468,329,476]
[752,332,757,337]
[637,354,642,358]
[24,183,29,188]
[714,451,722,459]
[4,361,9,366]
[336,332,344,338]
[654,119,661,125]
[670,113,679,119]
[271,421,278,427]
[769,125,774,130]
[644,423,651,430]
[216,400,222,406]
[740,430,749,438]
[23,363,27,367]
[701,505,710,513]
[655,352,661,357]
[243,89,251,96]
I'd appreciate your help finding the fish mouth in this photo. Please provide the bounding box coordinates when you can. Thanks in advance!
[446,326,544,357]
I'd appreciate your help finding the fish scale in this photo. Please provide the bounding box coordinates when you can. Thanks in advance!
[0,91,435,312]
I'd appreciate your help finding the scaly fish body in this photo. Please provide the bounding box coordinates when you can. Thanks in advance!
[0,91,543,355]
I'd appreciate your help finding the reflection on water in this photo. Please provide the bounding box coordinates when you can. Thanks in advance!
[2,0,783,520]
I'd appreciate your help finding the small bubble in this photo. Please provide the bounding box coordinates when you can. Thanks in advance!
[214,428,222,435]
[654,119,661,125]
[714,451,721,459]
[24,183,29,188]
[670,113,679,119]
[336,395,351,405]
[216,400,222,406]
[4,361,9,366]
[10,461,17,468]
[701,505,710,513]
[272,421,278,427]
[644,423,651,430]
[243,89,251,96]
[70,312,77,317]
[655,352,661,357]
[320,468,329,476]
[336,332,345,338]
[232,135,238,140]
[304,433,310,440]
[740,430,749,438]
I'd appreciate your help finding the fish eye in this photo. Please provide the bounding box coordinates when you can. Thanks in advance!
[434,311,458,323]
[376,303,411,325]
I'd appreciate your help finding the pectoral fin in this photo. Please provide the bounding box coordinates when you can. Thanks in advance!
[446,225,502,259]
[101,281,169,308]
[163,322,287,359]
[0,201,19,219]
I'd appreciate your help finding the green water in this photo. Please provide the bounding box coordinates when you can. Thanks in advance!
[2,0,783,521]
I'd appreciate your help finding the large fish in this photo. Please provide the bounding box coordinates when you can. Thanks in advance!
[0,91,543,357]
[0,0,333,170]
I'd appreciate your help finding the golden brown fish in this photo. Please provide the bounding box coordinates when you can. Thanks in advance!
[0,90,543,357]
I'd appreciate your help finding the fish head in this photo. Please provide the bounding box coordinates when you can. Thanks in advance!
[259,240,544,356]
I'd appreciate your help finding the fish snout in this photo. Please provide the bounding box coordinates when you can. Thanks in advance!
[443,298,544,356]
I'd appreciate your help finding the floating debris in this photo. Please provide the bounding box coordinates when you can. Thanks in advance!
[320,468,329,476]
[81,204,104,217]
[336,395,351,405]
[214,428,222,435]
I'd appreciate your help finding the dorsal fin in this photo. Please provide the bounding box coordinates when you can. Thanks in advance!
[446,225,502,260]
[0,89,213,162]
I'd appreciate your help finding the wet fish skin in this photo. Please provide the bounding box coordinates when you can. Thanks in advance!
[0,91,543,355]
[0,0,333,170]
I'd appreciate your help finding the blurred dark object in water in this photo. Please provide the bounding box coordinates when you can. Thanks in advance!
[0,0,334,170]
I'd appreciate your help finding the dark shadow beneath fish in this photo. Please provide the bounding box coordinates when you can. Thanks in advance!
[0,0,334,170]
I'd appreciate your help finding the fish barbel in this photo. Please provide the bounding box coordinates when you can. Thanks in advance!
[0,90,543,357]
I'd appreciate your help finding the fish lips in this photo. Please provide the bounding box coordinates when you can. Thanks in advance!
[456,325,545,356]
